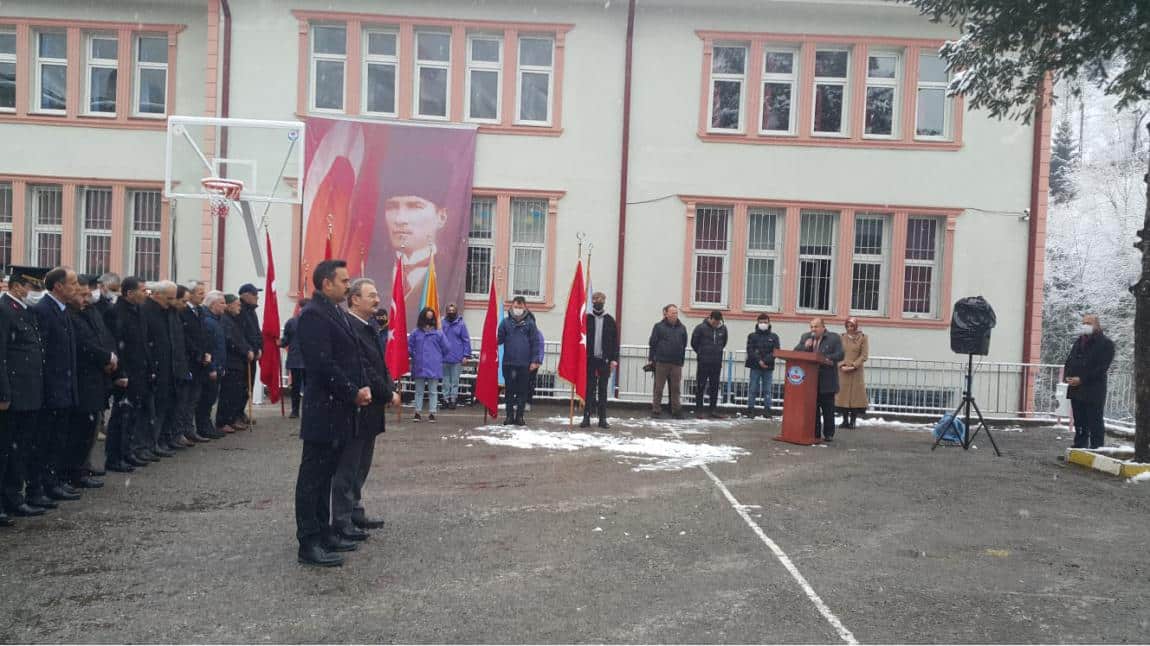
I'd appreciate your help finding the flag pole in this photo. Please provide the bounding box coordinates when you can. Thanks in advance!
[570,234,586,427]
[270,217,286,419]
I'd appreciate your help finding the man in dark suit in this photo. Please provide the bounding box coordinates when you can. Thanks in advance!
[794,318,846,442]
[216,295,253,433]
[1,267,50,521]
[280,302,307,419]
[295,259,373,567]
[95,272,121,319]
[175,282,212,443]
[198,291,227,439]
[32,266,82,502]
[583,291,619,429]
[68,279,116,488]
[238,283,262,422]
[331,278,398,542]
[142,281,184,456]
[106,277,154,468]
[1064,314,1116,449]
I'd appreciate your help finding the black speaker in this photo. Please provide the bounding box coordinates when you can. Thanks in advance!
[950,297,996,355]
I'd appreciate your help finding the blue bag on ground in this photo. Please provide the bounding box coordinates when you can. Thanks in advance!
[933,415,966,444]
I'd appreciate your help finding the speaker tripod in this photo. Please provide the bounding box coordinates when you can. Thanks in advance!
[932,354,1001,456]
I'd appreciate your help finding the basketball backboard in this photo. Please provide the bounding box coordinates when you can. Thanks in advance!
[165,116,304,205]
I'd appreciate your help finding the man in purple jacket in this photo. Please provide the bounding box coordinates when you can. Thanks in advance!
[440,303,471,409]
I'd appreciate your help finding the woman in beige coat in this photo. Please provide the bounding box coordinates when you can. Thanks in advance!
[835,317,869,428]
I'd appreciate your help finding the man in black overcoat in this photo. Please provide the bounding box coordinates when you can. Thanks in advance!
[32,267,82,502]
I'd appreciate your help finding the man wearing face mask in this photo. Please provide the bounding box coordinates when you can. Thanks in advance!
[690,311,729,418]
[744,313,780,418]
[1063,315,1115,450]
[95,273,121,321]
[440,303,471,410]
[497,296,541,425]
[582,292,618,428]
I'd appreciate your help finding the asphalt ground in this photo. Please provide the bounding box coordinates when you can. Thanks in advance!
[1,403,1147,644]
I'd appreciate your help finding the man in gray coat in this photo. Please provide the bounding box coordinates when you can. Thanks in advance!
[794,318,845,441]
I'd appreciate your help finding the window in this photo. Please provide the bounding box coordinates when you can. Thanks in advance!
[466,35,501,122]
[35,32,67,113]
[29,184,63,267]
[465,197,495,296]
[745,207,783,309]
[516,36,553,125]
[0,182,11,270]
[85,34,118,115]
[0,30,15,112]
[812,49,849,135]
[916,52,949,139]
[129,189,162,281]
[135,35,167,116]
[708,44,745,132]
[363,29,397,116]
[692,206,731,306]
[798,210,838,312]
[903,216,942,317]
[415,31,450,119]
[864,52,899,137]
[509,198,546,299]
[761,49,797,134]
[80,186,113,274]
[310,25,346,112]
[850,214,890,314]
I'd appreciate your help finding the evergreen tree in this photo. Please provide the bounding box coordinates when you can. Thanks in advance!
[1049,118,1078,204]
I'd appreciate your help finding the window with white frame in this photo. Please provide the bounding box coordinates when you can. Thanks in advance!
[0,30,16,112]
[509,197,546,299]
[744,207,783,309]
[692,205,731,306]
[415,30,451,119]
[761,48,797,134]
[812,48,849,136]
[516,36,553,125]
[797,209,838,312]
[916,52,950,139]
[864,51,900,137]
[465,197,495,296]
[29,184,63,267]
[85,34,118,115]
[129,189,162,281]
[363,29,397,116]
[467,35,501,122]
[0,182,12,270]
[135,35,168,116]
[310,24,346,112]
[80,186,113,274]
[903,216,942,317]
[708,44,745,132]
[35,32,67,113]
[850,213,891,314]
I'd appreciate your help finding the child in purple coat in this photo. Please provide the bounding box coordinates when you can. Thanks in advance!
[408,308,449,422]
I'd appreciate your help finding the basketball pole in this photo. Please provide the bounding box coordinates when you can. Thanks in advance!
[246,360,253,428]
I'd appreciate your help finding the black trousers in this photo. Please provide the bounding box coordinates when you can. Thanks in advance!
[1071,398,1106,449]
[216,367,247,427]
[129,394,155,456]
[527,368,539,404]
[503,365,531,419]
[39,408,71,489]
[175,379,201,439]
[105,393,137,464]
[0,413,9,507]
[294,439,341,545]
[197,377,220,436]
[2,410,41,506]
[584,358,611,420]
[331,429,376,531]
[290,369,305,413]
[153,389,177,449]
[815,392,836,440]
[66,410,99,482]
[695,362,722,412]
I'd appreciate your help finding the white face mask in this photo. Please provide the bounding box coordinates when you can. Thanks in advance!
[1078,323,1095,336]
[511,308,525,318]
[757,323,770,332]
[107,292,119,304]
[90,289,101,304]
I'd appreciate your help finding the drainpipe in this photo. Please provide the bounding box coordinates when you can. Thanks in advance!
[214,0,233,291]
[613,0,636,395]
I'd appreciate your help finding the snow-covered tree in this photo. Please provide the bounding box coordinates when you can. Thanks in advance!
[1049,118,1078,204]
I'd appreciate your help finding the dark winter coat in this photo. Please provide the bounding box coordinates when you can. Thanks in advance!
[586,311,619,363]
[240,302,262,358]
[71,306,115,413]
[745,328,781,370]
[142,299,188,400]
[32,293,78,410]
[1064,332,1116,405]
[222,312,252,371]
[498,313,540,367]
[0,293,44,411]
[110,298,151,400]
[298,293,368,443]
[690,322,729,365]
[348,312,394,436]
[648,318,688,366]
[203,311,226,375]
[281,315,304,370]
[794,332,845,394]
[179,304,210,381]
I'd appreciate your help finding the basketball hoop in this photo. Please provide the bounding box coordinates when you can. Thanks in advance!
[201,177,245,219]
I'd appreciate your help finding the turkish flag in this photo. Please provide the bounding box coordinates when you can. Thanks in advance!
[475,277,501,418]
[385,257,410,378]
[558,260,587,401]
[259,231,283,404]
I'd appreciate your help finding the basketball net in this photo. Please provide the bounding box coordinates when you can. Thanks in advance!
[201,177,245,219]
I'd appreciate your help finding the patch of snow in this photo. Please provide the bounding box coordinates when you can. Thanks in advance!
[1127,471,1150,484]
[592,527,603,532]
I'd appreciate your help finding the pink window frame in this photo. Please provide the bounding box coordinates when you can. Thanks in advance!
[292,10,572,136]
[679,196,960,329]
[696,31,964,151]
[0,18,183,130]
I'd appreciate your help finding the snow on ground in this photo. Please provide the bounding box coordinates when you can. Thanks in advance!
[467,425,750,472]
[1128,471,1150,484]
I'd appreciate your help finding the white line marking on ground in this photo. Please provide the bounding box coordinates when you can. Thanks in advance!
[669,428,859,645]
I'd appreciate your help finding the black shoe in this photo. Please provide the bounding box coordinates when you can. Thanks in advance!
[651,410,662,419]
[352,515,386,530]
[105,461,135,473]
[502,417,514,426]
[47,486,81,501]
[413,413,422,423]
[298,543,343,567]
[88,467,106,477]
[27,495,57,509]
[9,503,47,517]
[59,482,81,496]
[322,535,359,553]
[73,477,104,489]
[0,513,12,527]
[428,414,437,423]
[514,417,526,426]
[152,447,175,458]
[764,409,776,418]
[580,417,591,428]
[288,410,299,419]
[137,450,160,463]
[598,419,610,429]
[337,526,370,542]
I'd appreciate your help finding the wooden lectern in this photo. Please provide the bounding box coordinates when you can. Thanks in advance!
[773,349,825,445]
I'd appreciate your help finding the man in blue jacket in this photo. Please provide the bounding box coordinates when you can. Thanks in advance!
[294,259,373,567]
[497,296,540,426]
[197,291,227,440]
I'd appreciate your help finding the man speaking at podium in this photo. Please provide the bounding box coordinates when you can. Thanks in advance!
[793,318,844,442]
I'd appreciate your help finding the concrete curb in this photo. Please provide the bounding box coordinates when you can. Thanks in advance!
[1065,448,1150,479]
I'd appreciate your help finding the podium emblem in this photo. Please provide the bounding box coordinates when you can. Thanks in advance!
[786,365,806,386]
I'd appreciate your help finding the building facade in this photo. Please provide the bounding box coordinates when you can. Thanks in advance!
[0,0,1050,373]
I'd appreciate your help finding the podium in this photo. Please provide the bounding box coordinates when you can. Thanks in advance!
[773,350,825,445]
